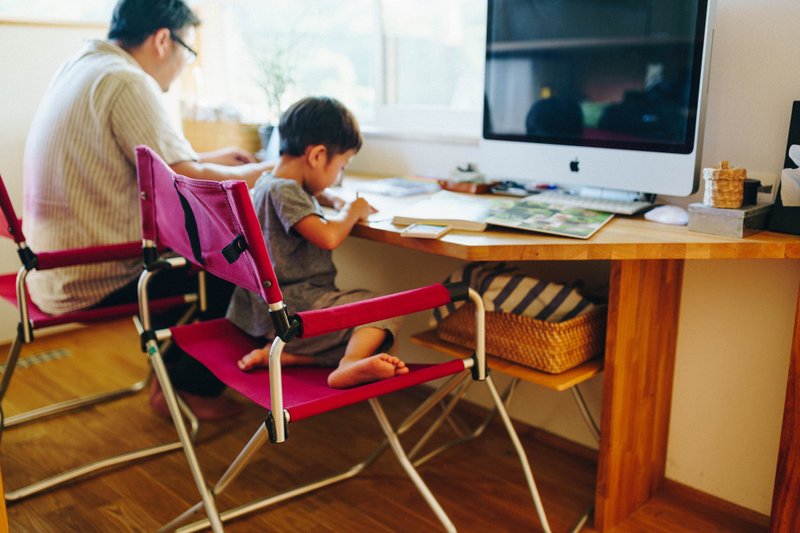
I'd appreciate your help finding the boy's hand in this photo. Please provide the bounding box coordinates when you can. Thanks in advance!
[348,196,377,221]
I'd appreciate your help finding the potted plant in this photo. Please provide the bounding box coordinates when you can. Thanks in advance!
[252,42,294,158]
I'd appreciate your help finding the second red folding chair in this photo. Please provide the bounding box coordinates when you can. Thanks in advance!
[135,145,554,532]
[0,171,199,502]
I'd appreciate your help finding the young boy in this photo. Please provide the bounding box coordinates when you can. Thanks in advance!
[226,96,407,388]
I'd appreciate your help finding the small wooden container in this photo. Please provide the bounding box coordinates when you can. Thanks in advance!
[703,160,746,208]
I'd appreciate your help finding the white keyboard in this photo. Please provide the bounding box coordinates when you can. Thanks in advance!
[531,191,654,215]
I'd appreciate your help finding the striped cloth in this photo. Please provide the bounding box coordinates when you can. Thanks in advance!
[22,40,197,314]
[433,262,595,324]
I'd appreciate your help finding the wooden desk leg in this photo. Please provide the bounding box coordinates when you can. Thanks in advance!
[594,259,684,531]
[0,463,7,533]
[769,285,800,532]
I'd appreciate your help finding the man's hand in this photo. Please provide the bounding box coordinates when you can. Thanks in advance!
[199,147,257,166]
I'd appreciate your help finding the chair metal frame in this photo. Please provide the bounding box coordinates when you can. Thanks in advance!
[134,145,555,532]
[0,172,199,502]
[409,376,600,532]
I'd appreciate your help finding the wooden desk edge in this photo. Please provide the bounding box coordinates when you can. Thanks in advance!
[351,217,800,262]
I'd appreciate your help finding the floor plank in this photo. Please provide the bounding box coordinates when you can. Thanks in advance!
[0,320,764,532]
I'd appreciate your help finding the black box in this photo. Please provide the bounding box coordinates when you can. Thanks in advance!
[768,101,800,235]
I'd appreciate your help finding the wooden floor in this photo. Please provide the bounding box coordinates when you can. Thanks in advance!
[1,319,764,532]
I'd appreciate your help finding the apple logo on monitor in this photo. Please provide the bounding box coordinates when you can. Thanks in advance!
[570,158,580,172]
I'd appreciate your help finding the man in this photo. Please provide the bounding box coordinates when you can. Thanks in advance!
[23,0,269,419]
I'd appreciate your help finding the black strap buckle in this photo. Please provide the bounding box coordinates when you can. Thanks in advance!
[221,234,248,264]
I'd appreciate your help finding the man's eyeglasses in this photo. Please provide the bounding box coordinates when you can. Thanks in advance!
[169,30,197,64]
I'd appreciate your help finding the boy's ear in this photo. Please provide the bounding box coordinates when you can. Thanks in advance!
[306,145,328,168]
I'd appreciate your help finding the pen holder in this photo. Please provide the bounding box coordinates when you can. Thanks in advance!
[703,160,746,208]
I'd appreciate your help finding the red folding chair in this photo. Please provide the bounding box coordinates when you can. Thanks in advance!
[0,172,199,502]
[135,145,552,532]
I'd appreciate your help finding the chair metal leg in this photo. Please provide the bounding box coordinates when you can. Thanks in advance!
[409,377,520,467]
[167,372,474,533]
[414,376,595,532]
[5,433,184,502]
[0,333,23,402]
[570,506,593,533]
[370,397,456,533]
[395,372,472,436]
[0,332,24,439]
[567,384,600,532]
[485,375,552,533]
[1,303,200,502]
[3,303,197,431]
[148,342,223,533]
[408,378,474,462]
[4,376,149,429]
[570,384,600,444]
[3,358,199,503]
[161,424,272,532]
[172,430,390,533]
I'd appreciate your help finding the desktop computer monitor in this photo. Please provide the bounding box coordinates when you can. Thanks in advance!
[480,0,716,199]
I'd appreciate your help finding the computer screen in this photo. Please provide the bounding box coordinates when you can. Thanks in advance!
[481,0,716,198]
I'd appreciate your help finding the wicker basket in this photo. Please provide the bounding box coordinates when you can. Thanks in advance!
[436,303,607,374]
[703,160,746,208]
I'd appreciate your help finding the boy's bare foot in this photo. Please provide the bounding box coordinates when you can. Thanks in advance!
[238,347,316,371]
[327,354,409,389]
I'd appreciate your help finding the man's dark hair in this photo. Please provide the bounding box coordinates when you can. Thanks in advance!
[108,0,200,48]
[278,97,363,157]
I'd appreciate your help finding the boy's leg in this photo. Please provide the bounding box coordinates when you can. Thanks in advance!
[97,269,242,420]
[238,343,318,371]
[327,327,409,389]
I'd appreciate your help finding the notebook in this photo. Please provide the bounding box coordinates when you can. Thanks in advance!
[353,177,441,197]
[391,190,514,231]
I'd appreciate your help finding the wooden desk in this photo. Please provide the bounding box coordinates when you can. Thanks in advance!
[348,205,800,532]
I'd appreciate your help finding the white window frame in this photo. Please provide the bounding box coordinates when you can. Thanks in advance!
[361,0,484,139]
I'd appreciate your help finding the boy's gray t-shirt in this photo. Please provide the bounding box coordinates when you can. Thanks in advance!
[227,174,337,337]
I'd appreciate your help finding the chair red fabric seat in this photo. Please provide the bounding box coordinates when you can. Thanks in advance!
[171,319,468,421]
[0,272,188,329]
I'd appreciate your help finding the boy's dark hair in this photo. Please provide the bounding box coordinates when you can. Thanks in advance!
[108,0,200,48]
[278,97,363,157]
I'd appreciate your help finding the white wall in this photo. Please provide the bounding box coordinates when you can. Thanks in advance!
[1,0,798,516]
[0,23,106,334]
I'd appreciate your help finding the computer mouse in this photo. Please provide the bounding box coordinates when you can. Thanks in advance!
[644,205,689,226]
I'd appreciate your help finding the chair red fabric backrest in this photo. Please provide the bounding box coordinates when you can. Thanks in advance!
[135,145,283,305]
[0,173,24,243]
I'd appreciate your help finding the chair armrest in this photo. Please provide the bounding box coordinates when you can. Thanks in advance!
[295,283,466,338]
[35,242,143,270]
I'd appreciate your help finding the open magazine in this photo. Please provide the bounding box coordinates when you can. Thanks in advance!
[484,197,614,239]
[391,190,614,239]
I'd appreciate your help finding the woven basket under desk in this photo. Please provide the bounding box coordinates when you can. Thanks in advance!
[436,303,607,374]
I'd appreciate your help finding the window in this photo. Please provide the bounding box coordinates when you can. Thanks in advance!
[188,0,486,136]
[0,0,116,23]
[377,0,486,134]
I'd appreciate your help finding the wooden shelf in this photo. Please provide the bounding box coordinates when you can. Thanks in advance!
[410,329,603,392]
